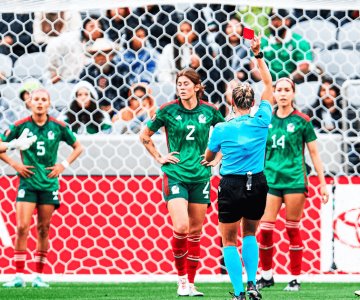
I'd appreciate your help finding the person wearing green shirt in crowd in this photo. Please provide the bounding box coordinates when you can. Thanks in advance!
[140,68,224,297]
[237,6,272,36]
[60,81,112,134]
[256,78,328,292]
[250,9,313,83]
[1,88,83,288]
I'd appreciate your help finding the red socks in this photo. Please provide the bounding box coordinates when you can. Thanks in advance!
[187,234,201,284]
[171,231,188,276]
[259,222,275,271]
[14,250,26,273]
[286,220,303,276]
[35,250,48,274]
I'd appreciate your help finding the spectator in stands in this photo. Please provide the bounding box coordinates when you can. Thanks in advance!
[81,15,107,55]
[60,81,112,134]
[115,26,157,92]
[33,11,82,50]
[237,6,272,36]
[156,20,212,91]
[304,77,343,133]
[79,38,126,111]
[45,31,87,84]
[102,7,137,48]
[132,5,179,52]
[0,96,17,133]
[112,83,156,134]
[0,13,38,62]
[249,9,313,83]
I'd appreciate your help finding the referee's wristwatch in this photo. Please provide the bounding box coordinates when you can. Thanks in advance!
[254,51,264,59]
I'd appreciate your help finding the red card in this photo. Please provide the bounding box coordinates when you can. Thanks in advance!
[243,27,254,40]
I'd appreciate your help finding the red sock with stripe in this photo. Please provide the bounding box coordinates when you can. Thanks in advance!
[14,250,26,274]
[259,222,275,272]
[286,220,303,275]
[35,250,48,274]
[187,234,201,284]
[171,231,188,276]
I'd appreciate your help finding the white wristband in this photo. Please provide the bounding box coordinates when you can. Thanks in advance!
[61,160,70,169]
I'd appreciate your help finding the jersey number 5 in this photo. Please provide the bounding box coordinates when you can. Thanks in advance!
[36,141,46,156]
[186,125,195,140]
[271,134,285,149]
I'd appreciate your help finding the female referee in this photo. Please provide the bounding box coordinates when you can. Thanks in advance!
[205,34,273,300]
[1,88,83,288]
[256,77,329,292]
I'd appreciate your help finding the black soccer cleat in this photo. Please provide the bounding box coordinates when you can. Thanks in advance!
[229,292,246,300]
[283,279,301,291]
[246,281,262,300]
[256,276,275,290]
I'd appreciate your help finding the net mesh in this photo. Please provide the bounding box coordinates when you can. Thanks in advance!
[0,1,359,278]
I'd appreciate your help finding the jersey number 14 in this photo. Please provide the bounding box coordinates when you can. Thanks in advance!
[271,134,285,149]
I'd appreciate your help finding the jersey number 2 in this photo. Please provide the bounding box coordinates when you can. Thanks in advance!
[186,125,195,140]
[271,134,285,149]
[36,141,46,156]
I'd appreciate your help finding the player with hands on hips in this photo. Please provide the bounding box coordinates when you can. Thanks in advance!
[0,88,83,288]
[140,68,224,297]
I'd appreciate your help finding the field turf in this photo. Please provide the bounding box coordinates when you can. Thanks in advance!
[0,282,359,299]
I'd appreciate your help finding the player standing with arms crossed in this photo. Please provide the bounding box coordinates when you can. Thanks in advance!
[205,34,273,300]
[256,77,329,291]
[140,68,224,296]
[1,88,83,288]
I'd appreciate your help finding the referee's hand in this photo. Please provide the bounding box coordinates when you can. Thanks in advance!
[200,155,219,167]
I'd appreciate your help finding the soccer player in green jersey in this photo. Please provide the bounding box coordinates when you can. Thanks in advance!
[140,68,224,296]
[1,89,83,288]
[256,78,329,292]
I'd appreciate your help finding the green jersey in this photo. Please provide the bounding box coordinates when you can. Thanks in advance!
[147,99,224,183]
[3,116,77,191]
[264,109,317,189]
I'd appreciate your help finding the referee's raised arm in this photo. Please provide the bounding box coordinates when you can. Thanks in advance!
[251,34,274,105]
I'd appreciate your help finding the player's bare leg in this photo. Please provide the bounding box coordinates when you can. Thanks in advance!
[187,203,207,296]
[32,204,55,288]
[257,194,282,289]
[283,193,306,291]
[3,202,36,288]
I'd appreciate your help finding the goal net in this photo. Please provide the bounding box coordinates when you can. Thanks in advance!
[0,0,359,282]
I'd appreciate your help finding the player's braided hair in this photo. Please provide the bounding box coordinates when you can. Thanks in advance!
[232,82,254,109]
[176,68,205,100]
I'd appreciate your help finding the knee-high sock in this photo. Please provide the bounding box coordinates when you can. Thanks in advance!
[14,250,26,274]
[286,220,303,276]
[223,246,244,295]
[242,235,259,284]
[259,222,275,272]
[171,231,188,276]
[187,234,201,284]
[35,250,48,274]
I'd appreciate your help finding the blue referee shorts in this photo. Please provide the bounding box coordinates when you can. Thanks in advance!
[217,172,268,223]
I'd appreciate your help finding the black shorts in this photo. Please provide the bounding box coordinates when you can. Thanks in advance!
[218,172,268,223]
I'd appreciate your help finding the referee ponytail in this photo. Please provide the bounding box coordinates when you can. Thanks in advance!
[176,68,205,100]
[232,82,254,110]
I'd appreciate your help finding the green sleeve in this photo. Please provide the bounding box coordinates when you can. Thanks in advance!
[304,120,317,143]
[212,109,225,126]
[2,124,19,142]
[62,125,77,145]
[147,108,165,132]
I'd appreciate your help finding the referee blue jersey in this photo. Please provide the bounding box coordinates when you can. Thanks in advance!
[208,100,272,175]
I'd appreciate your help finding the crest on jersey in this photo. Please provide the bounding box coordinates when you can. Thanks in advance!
[176,115,182,121]
[287,123,295,132]
[18,189,25,198]
[48,131,54,140]
[171,185,180,195]
[198,114,206,124]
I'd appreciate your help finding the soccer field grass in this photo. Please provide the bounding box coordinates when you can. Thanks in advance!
[0,282,359,300]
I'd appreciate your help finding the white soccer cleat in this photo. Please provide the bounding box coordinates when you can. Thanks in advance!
[189,283,204,297]
[177,276,190,296]
[355,290,360,297]
[283,279,300,291]
[32,276,49,288]
[2,276,26,288]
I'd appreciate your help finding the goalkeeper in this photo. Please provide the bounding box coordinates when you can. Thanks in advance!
[1,88,83,288]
